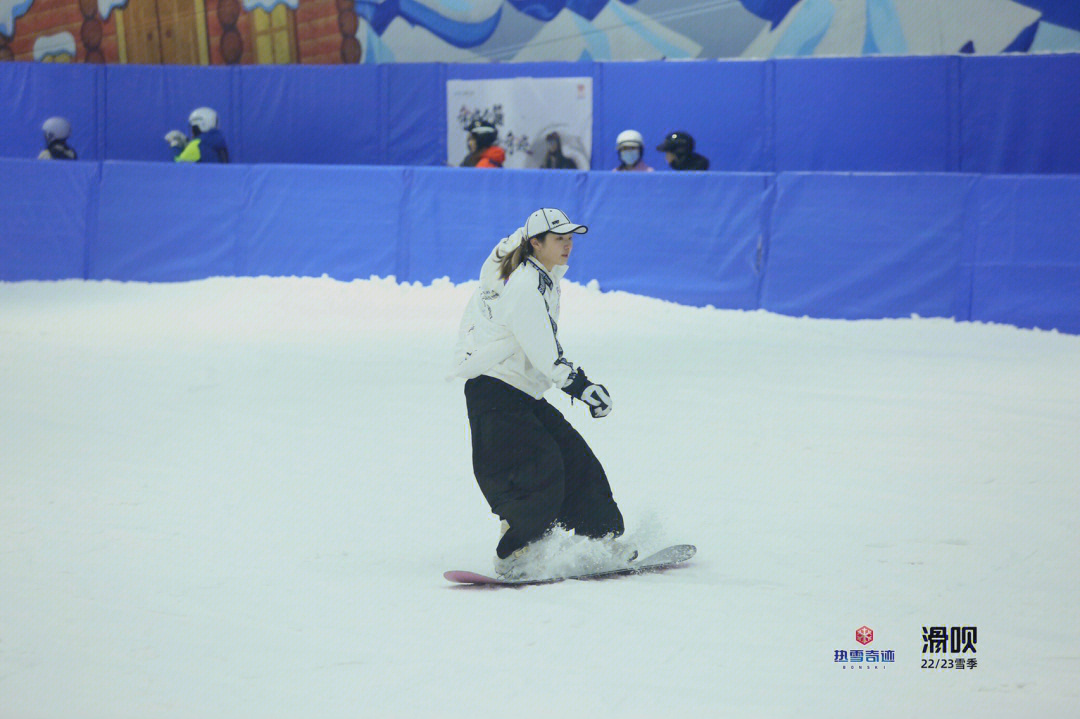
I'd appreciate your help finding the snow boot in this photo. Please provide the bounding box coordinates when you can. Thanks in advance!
[602,536,638,565]
[493,544,531,579]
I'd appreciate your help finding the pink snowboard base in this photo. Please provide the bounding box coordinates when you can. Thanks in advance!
[444,544,696,586]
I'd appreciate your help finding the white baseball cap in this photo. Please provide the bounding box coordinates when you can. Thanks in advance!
[525,208,588,238]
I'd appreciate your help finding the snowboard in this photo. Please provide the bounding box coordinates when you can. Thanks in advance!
[444,544,696,586]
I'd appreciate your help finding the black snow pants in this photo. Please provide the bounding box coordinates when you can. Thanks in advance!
[464,375,624,559]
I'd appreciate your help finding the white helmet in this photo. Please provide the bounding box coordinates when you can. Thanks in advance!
[615,129,644,149]
[188,107,218,133]
[42,116,71,143]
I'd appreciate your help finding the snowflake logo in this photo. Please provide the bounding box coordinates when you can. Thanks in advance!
[856,626,874,645]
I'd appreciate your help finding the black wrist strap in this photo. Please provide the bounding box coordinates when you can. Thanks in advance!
[561,368,590,399]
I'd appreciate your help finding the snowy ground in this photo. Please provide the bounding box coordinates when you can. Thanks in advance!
[2,277,1078,718]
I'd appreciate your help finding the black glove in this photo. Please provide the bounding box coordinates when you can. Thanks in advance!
[562,368,612,418]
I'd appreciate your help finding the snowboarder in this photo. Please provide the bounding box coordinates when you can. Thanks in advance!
[452,208,635,578]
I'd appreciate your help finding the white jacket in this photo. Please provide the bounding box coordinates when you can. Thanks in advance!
[452,229,579,399]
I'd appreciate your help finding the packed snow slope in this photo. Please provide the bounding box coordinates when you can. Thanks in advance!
[2,277,1078,719]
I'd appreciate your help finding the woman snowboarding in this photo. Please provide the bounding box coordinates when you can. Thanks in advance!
[452,208,635,578]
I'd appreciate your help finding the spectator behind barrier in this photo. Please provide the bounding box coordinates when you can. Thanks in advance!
[165,107,230,163]
[461,120,505,168]
[657,131,709,171]
[613,129,651,172]
[38,117,76,160]
[540,132,578,169]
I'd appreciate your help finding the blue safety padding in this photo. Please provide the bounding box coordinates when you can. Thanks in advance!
[959,55,1080,174]
[91,161,245,281]
[4,158,1080,334]
[4,56,1080,172]
[239,164,402,280]
[967,175,1080,332]
[0,63,101,161]
[597,61,770,172]
[774,56,957,171]
[0,159,97,280]
[578,171,770,308]
[403,166,588,283]
[104,65,236,163]
[238,65,382,165]
[762,173,976,320]
[382,64,446,167]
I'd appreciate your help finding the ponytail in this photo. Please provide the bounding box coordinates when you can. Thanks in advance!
[496,236,533,281]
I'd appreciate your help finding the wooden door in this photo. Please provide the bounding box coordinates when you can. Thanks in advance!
[159,0,209,64]
[120,0,164,64]
[119,0,209,64]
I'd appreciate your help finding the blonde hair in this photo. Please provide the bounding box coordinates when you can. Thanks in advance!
[496,235,538,280]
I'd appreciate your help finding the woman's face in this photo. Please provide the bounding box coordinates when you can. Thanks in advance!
[467,135,477,152]
[531,232,574,270]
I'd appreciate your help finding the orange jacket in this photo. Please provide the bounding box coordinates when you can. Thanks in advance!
[475,146,505,168]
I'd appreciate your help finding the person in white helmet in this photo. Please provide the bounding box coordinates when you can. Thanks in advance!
[164,107,229,163]
[451,208,635,579]
[613,129,652,172]
[38,117,77,160]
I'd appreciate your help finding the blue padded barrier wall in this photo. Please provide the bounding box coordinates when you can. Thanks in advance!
[382,64,446,168]
[241,164,402,280]
[4,160,1079,334]
[772,57,959,172]
[0,63,102,162]
[578,172,770,308]
[88,162,404,281]
[0,159,99,280]
[238,66,381,166]
[596,61,771,172]
[761,173,976,320]
[967,175,1080,332]
[404,167,588,284]
[959,55,1080,174]
[91,162,248,281]
[4,55,1080,173]
[104,65,238,163]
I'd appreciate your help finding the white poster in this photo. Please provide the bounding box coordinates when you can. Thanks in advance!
[447,77,593,169]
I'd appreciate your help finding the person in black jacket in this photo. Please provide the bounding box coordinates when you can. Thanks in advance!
[38,117,76,160]
[657,131,709,171]
[540,132,578,169]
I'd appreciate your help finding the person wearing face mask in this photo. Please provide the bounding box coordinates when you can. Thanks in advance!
[612,129,652,172]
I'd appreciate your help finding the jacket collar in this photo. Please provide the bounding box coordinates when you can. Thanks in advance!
[525,256,555,279]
